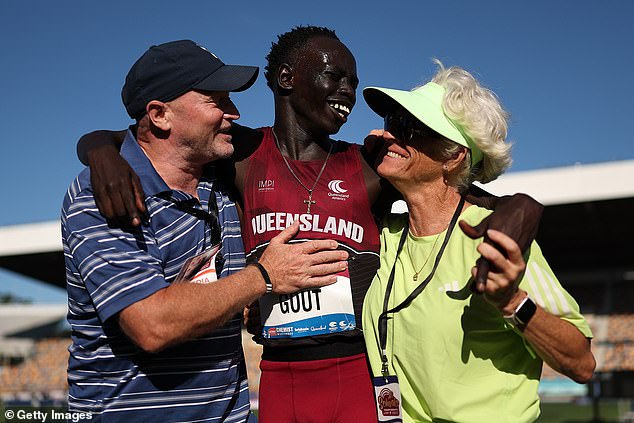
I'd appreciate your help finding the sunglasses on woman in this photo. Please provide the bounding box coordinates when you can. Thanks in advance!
[384,111,434,143]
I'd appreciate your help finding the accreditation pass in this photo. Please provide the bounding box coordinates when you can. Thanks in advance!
[260,268,355,338]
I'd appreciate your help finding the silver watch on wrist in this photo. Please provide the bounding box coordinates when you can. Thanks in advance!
[504,296,537,328]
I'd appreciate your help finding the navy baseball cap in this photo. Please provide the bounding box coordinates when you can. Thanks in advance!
[122,40,259,119]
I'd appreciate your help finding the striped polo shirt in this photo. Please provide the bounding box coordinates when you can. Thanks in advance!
[61,131,250,422]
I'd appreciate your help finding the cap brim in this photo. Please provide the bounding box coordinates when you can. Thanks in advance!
[363,85,462,144]
[194,64,259,93]
[363,84,483,165]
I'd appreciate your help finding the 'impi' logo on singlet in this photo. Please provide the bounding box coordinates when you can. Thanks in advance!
[257,179,275,192]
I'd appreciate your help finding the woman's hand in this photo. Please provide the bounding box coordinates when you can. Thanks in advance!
[471,229,527,314]
[460,193,543,291]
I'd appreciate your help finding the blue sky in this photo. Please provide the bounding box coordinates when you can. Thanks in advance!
[1,1,633,302]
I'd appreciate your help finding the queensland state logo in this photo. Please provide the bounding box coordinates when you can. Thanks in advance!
[327,179,350,201]
[377,387,400,417]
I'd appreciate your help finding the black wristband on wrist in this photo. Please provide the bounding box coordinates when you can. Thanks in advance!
[504,296,537,328]
[252,262,273,293]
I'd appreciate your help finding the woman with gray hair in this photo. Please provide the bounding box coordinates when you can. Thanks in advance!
[361,62,595,423]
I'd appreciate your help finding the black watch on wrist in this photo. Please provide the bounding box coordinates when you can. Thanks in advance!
[505,296,537,328]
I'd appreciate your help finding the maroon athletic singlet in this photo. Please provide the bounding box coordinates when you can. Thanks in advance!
[242,127,380,356]
[242,127,379,422]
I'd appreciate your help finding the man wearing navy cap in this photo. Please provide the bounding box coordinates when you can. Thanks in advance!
[61,40,348,422]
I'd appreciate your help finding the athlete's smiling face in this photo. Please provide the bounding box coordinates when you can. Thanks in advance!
[289,36,358,137]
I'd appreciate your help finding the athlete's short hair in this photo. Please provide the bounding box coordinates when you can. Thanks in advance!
[265,25,339,91]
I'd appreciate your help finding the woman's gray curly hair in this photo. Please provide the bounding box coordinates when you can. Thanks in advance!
[430,59,513,191]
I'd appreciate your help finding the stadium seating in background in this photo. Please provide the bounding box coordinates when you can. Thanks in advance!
[0,338,68,399]
[540,313,634,400]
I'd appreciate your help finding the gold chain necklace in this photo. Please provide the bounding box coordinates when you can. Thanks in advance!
[272,128,333,214]
[406,231,441,282]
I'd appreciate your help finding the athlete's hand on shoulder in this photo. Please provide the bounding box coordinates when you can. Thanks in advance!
[460,193,542,291]
[89,145,146,228]
[258,220,348,294]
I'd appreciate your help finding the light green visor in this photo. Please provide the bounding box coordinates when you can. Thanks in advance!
[363,82,483,166]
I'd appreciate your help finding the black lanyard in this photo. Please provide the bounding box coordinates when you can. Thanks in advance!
[378,196,465,376]
[168,195,222,246]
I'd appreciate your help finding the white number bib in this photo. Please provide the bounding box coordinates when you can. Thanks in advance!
[259,269,355,338]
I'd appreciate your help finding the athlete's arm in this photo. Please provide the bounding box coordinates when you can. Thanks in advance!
[77,128,127,165]
[77,128,146,227]
[76,124,261,227]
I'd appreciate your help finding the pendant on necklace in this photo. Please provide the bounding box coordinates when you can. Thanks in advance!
[303,191,316,213]
[413,273,419,282]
